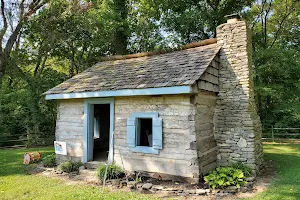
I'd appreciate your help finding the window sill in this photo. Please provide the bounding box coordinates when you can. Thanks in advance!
[130,146,159,154]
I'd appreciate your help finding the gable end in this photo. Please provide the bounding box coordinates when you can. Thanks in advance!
[197,55,220,92]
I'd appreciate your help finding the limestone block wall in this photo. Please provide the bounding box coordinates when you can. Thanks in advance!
[192,91,218,175]
[55,99,84,162]
[215,20,263,172]
[113,95,199,181]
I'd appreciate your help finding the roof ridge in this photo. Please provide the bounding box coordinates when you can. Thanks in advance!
[99,38,217,62]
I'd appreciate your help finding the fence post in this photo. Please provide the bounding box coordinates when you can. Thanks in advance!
[271,126,274,142]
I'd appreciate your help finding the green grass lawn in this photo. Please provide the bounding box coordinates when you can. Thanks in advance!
[0,147,154,200]
[1,144,300,200]
[249,143,300,200]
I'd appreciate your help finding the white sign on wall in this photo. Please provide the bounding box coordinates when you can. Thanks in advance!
[54,141,67,155]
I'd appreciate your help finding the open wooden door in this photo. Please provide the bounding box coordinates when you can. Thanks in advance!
[84,103,94,162]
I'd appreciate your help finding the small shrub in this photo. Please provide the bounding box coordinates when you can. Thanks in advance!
[231,162,252,177]
[57,161,73,173]
[134,171,143,183]
[97,163,124,181]
[135,174,142,183]
[72,161,84,171]
[204,167,247,189]
[42,154,56,167]
[57,161,83,173]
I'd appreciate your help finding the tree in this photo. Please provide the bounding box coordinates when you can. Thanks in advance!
[113,0,129,54]
[132,0,253,45]
[254,48,300,129]
[245,0,300,129]
[245,0,299,50]
[0,0,48,86]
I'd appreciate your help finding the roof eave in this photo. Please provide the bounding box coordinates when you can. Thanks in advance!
[45,85,193,100]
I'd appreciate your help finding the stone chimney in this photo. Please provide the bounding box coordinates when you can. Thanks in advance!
[215,14,263,173]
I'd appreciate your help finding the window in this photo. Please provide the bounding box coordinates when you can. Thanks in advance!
[137,118,153,147]
[127,112,162,154]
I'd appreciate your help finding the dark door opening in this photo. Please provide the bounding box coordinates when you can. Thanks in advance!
[93,104,110,161]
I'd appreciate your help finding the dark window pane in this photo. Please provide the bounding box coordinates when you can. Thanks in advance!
[137,118,152,147]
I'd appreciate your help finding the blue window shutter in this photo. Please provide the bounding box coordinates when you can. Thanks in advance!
[152,117,163,149]
[127,117,136,148]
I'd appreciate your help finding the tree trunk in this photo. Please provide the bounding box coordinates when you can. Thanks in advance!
[114,0,129,55]
[0,52,6,88]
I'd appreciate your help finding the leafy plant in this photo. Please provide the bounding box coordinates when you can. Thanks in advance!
[231,162,252,177]
[97,163,124,181]
[204,167,247,189]
[57,161,83,173]
[135,172,142,183]
[42,154,56,167]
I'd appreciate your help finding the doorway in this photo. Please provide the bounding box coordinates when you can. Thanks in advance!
[84,98,114,164]
[93,104,110,161]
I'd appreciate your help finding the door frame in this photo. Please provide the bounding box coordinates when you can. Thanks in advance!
[83,98,114,163]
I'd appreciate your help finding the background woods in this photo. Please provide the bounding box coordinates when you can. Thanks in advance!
[0,0,299,146]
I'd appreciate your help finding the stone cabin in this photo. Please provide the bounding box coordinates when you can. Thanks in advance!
[45,15,263,182]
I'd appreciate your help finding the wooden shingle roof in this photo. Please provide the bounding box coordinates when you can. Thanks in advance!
[45,42,220,95]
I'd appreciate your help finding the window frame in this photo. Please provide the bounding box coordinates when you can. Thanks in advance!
[127,112,162,154]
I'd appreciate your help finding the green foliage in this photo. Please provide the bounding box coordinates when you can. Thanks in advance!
[134,0,253,44]
[135,172,142,183]
[246,0,300,131]
[42,153,56,167]
[231,162,252,177]
[57,161,74,173]
[57,161,83,173]
[96,163,124,181]
[0,66,67,147]
[254,48,300,130]
[204,167,247,189]
[135,175,142,183]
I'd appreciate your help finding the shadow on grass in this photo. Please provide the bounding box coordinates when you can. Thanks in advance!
[252,144,300,200]
[0,147,54,176]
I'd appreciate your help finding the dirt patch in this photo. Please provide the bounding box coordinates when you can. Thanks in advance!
[28,164,98,186]
[233,160,276,199]
[30,161,276,199]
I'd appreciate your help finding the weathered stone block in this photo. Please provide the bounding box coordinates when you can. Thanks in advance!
[198,136,217,153]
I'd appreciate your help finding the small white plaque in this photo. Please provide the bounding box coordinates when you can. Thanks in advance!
[54,141,67,155]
